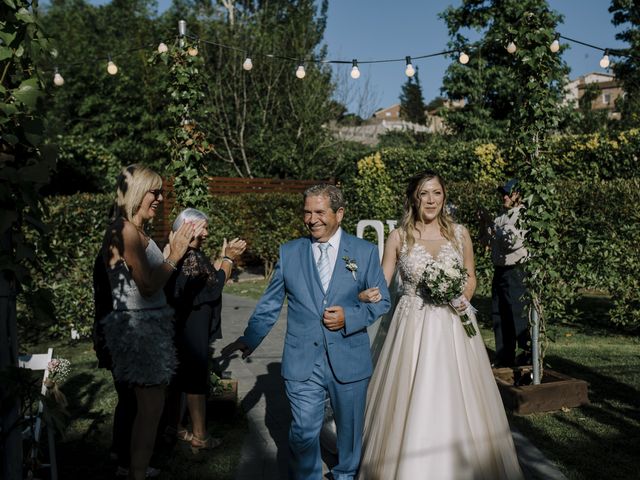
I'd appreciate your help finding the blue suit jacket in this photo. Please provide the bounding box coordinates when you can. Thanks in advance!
[240,231,391,383]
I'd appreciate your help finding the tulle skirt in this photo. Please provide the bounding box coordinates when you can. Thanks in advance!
[101,306,177,385]
[358,295,523,480]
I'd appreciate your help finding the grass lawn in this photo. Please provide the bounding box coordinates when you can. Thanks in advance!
[24,339,247,480]
[472,294,640,480]
[26,278,638,479]
[227,278,640,479]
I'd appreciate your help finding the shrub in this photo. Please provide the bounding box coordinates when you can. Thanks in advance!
[26,177,639,338]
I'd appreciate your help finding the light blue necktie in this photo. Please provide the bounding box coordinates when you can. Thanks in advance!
[317,243,331,292]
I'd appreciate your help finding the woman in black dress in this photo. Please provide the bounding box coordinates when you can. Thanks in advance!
[165,208,246,452]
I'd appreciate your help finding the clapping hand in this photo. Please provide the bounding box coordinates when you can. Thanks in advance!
[224,237,247,260]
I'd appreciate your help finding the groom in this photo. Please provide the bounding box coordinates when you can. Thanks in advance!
[222,184,390,480]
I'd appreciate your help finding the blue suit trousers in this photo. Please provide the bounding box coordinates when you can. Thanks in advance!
[285,349,369,480]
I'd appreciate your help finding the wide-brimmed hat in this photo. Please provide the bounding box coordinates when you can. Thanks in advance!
[497,178,519,195]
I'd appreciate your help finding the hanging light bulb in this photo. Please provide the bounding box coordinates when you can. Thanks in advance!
[187,46,198,56]
[350,59,361,79]
[107,59,118,75]
[549,39,560,53]
[157,42,168,54]
[599,51,610,69]
[53,68,64,87]
[295,64,306,79]
[405,56,415,77]
[243,57,253,71]
[459,51,469,64]
[506,41,517,54]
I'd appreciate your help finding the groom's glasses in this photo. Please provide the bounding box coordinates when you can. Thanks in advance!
[148,188,164,199]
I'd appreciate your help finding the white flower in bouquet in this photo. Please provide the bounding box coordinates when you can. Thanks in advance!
[418,259,477,338]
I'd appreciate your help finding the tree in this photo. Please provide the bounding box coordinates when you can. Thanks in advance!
[440,0,569,140]
[399,70,426,124]
[42,0,170,177]
[1,1,55,477]
[194,0,340,179]
[609,0,640,125]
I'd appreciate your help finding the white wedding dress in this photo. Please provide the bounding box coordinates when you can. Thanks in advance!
[358,230,523,479]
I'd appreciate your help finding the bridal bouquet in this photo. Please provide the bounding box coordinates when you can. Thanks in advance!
[418,258,477,337]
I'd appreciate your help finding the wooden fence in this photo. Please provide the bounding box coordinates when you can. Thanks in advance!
[153,177,332,243]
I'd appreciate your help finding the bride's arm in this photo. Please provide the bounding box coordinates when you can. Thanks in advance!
[358,229,402,303]
[460,225,477,301]
[381,229,402,286]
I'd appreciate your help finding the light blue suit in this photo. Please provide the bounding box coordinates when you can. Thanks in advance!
[240,231,391,479]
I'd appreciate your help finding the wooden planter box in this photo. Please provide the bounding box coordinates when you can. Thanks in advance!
[493,367,589,415]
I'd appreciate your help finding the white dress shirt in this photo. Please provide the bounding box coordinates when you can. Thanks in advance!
[312,227,342,283]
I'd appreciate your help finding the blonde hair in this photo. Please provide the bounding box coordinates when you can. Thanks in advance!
[400,171,457,251]
[113,164,162,222]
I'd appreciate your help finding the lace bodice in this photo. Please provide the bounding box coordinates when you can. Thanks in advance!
[107,238,167,310]
[397,225,465,297]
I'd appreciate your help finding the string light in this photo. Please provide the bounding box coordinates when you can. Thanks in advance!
[48,19,629,89]
[53,67,64,87]
[405,56,415,77]
[107,57,118,75]
[350,59,360,79]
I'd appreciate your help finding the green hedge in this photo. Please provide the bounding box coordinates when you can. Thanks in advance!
[22,178,639,339]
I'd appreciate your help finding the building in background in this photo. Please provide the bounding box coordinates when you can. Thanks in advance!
[565,72,624,119]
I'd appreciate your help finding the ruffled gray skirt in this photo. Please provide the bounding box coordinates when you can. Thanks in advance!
[101,306,177,385]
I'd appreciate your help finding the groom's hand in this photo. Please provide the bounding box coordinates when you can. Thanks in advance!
[323,306,345,331]
[221,339,252,359]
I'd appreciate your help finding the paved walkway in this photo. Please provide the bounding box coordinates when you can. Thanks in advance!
[218,293,566,480]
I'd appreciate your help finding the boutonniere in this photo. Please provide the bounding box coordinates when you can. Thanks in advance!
[343,256,358,280]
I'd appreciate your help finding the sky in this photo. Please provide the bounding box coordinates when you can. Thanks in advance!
[86,0,628,115]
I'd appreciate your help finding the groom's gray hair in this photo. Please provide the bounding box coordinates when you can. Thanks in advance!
[303,184,345,212]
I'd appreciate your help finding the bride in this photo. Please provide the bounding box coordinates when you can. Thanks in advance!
[357,171,523,479]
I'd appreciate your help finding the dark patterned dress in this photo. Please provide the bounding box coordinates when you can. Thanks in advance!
[165,248,226,394]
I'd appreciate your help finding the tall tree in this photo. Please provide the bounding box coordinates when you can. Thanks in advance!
[440,0,569,139]
[194,0,338,178]
[42,0,175,181]
[399,70,427,124]
[1,1,55,477]
[609,0,640,125]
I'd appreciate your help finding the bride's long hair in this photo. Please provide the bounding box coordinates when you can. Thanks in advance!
[400,171,457,251]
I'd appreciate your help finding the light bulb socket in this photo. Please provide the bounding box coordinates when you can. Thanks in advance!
[178,20,187,37]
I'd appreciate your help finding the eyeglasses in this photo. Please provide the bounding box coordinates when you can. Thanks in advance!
[148,188,164,199]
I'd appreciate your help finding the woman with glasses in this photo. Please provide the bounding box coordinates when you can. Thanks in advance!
[100,164,205,480]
